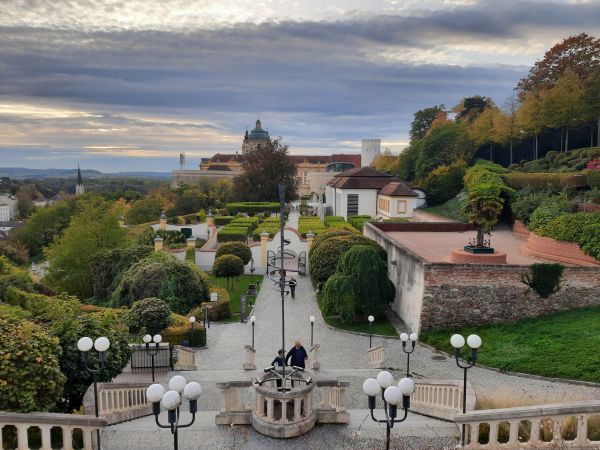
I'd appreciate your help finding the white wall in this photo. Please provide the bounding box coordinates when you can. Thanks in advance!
[338,188,378,219]
[0,205,10,222]
[361,139,381,167]
[0,195,17,219]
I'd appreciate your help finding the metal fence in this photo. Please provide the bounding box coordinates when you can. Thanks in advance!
[129,344,174,373]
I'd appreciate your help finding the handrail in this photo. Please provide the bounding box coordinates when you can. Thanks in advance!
[411,380,476,421]
[83,382,152,425]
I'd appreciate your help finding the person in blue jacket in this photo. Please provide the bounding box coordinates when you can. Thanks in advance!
[271,349,285,367]
[285,340,308,368]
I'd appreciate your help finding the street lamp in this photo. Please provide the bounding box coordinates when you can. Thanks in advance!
[250,257,255,283]
[451,333,482,447]
[203,305,210,329]
[143,334,162,382]
[368,315,375,348]
[250,315,256,347]
[400,333,418,378]
[189,317,196,348]
[146,375,202,450]
[363,370,416,450]
[77,336,110,450]
[309,315,315,347]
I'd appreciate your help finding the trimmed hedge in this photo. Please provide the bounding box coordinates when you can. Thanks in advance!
[161,313,206,347]
[217,228,248,243]
[214,216,234,226]
[536,212,600,260]
[528,195,571,231]
[230,217,260,231]
[511,193,555,226]
[298,216,326,237]
[225,202,280,215]
[502,172,588,190]
[348,215,372,231]
[215,241,252,265]
[5,286,79,322]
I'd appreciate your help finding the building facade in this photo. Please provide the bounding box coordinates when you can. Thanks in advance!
[0,194,18,220]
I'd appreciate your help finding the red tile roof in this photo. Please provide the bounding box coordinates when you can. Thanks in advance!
[379,181,418,197]
[328,166,396,189]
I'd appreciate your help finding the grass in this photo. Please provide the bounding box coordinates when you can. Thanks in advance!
[210,274,261,322]
[420,306,600,383]
[323,315,398,337]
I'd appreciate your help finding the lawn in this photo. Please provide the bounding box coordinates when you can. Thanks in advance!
[210,274,261,322]
[323,315,398,337]
[420,307,600,383]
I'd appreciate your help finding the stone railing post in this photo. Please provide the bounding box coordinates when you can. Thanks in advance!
[243,344,256,370]
[367,345,385,368]
[159,211,167,230]
[153,237,163,253]
[308,344,320,370]
[118,215,125,227]
[260,231,269,267]
[316,380,350,424]
[215,381,253,425]
[306,231,315,256]
[186,237,196,249]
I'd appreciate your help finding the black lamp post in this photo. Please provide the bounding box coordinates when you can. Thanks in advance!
[250,315,256,347]
[146,375,202,450]
[400,332,418,377]
[451,333,482,447]
[368,315,374,348]
[189,316,196,347]
[77,336,110,450]
[309,315,315,347]
[363,371,416,450]
[143,334,162,382]
[203,305,210,329]
[250,257,255,283]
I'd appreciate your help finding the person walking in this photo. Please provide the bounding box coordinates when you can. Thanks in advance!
[285,340,308,369]
[271,349,286,368]
[289,277,297,299]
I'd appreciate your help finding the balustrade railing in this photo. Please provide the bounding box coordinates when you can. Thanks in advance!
[307,344,320,370]
[367,345,385,368]
[316,380,350,424]
[173,345,196,370]
[83,382,151,425]
[411,380,475,421]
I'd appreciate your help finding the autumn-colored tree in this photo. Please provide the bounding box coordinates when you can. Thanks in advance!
[517,91,546,160]
[583,68,600,147]
[542,69,585,152]
[469,106,509,162]
[453,96,493,123]
[503,95,520,165]
[517,33,600,98]
[429,110,452,132]
[371,148,397,172]
[409,105,446,141]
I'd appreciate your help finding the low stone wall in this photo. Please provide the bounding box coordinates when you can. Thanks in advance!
[524,232,599,267]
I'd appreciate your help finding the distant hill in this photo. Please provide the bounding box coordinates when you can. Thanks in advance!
[0,167,171,180]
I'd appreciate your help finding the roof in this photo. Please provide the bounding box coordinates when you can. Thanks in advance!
[379,181,418,197]
[289,155,331,164]
[247,119,270,140]
[209,153,242,163]
[327,166,397,190]
[331,153,361,166]
[206,164,232,171]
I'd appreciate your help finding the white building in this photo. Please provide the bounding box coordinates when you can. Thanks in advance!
[0,204,10,222]
[325,167,420,220]
[361,139,381,167]
[0,195,17,220]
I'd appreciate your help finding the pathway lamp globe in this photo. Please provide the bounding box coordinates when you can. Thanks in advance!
[153,334,163,344]
[409,333,418,342]
[169,375,187,394]
[376,370,393,389]
[162,391,181,411]
[143,334,152,344]
[77,337,93,352]
[94,336,110,352]
[368,315,375,348]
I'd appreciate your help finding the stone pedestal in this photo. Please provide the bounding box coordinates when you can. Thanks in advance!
[159,211,167,230]
[307,344,320,370]
[448,249,507,264]
[186,238,196,249]
[260,231,270,267]
[243,345,256,370]
[153,237,163,253]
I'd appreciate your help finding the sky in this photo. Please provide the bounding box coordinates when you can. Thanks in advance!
[1,0,600,172]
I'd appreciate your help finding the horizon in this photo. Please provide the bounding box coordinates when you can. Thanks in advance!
[2,1,600,171]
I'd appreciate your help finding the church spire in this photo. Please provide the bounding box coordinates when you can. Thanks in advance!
[76,164,85,195]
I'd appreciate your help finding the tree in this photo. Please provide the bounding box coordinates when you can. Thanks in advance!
[45,197,127,299]
[453,96,493,123]
[15,188,35,219]
[168,189,207,216]
[371,148,397,172]
[429,110,452,131]
[215,241,252,265]
[212,254,244,290]
[126,195,162,225]
[503,95,520,165]
[409,105,446,141]
[469,106,509,162]
[517,33,600,97]
[421,161,467,206]
[517,91,546,160]
[583,68,600,147]
[542,68,585,152]
[125,297,171,335]
[463,183,505,247]
[233,139,298,202]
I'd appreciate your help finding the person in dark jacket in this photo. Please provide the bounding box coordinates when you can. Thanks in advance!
[271,350,285,368]
[289,277,297,299]
[285,340,308,368]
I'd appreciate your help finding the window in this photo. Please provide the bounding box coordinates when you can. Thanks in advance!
[397,200,407,214]
[378,197,390,213]
[347,194,359,216]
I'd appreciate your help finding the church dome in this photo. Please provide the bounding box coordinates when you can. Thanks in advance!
[248,119,270,140]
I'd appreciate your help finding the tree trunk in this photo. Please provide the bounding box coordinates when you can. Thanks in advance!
[477,227,485,247]
[591,122,595,149]
[560,128,564,152]
[535,134,539,160]
[509,139,513,165]
[489,143,493,162]
[565,127,569,152]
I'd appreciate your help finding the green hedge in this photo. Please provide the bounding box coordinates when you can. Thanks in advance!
[348,215,372,231]
[528,195,571,231]
[214,216,234,226]
[190,287,232,321]
[161,314,206,347]
[536,212,600,260]
[298,216,326,237]
[502,173,588,190]
[225,202,280,215]
[230,217,260,231]
[252,226,280,241]
[5,286,79,322]
[217,228,248,243]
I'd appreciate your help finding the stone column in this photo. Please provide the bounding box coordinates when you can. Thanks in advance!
[260,231,270,267]
[159,211,167,230]
[154,237,164,253]
[186,238,196,249]
[118,215,125,227]
[306,231,315,255]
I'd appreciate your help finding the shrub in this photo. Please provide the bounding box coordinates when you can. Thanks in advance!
[230,217,260,231]
[588,170,600,189]
[309,234,386,284]
[154,229,186,246]
[521,263,564,298]
[225,202,280,215]
[0,240,28,266]
[511,192,554,225]
[321,245,394,322]
[161,313,206,347]
[212,254,244,289]
[422,161,467,206]
[5,287,80,322]
[536,212,600,260]
[528,196,571,231]
[310,227,360,257]
[217,228,248,243]
[501,173,588,191]
[347,215,372,231]
[298,216,326,237]
[214,216,234,226]
[125,297,171,335]
[111,252,209,314]
[0,317,65,412]
[215,241,252,265]
[195,237,207,248]
[190,287,231,321]
[185,247,195,261]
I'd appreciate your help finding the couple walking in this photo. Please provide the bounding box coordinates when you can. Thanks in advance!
[271,340,308,368]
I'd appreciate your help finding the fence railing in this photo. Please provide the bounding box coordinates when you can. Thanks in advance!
[173,345,196,370]
[316,380,350,424]
[0,411,106,450]
[83,382,152,425]
[411,380,475,421]
[367,345,385,369]
[129,344,173,373]
[455,400,600,449]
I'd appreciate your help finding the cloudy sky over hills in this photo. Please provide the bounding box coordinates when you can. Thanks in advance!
[1,0,599,171]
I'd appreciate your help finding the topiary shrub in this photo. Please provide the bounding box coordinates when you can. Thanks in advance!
[215,241,252,265]
[309,234,386,284]
[321,245,394,322]
[309,227,359,257]
[214,215,234,226]
[212,254,244,290]
[217,228,248,243]
[0,317,65,412]
[511,192,553,226]
[111,252,209,314]
[521,263,564,298]
[125,297,171,335]
[422,161,467,206]
[528,195,572,231]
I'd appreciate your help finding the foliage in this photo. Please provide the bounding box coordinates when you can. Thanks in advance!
[191,286,232,321]
[536,212,600,260]
[160,313,206,347]
[422,191,468,222]
[167,189,207,216]
[89,245,151,303]
[208,276,256,320]
[125,297,171,335]
[214,215,234,226]
[309,227,359,257]
[50,313,131,412]
[409,104,446,141]
[233,139,298,201]
[309,234,386,284]
[347,215,372,231]
[511,192,555,225]
[225,202,280,215]
[5,286,80,323]
[588,169,600,189]
[45,197,127,299]
[521,263,564,298]
[125,195,162,225]
[229,217,260,231]
[298,216,326,237]
[215,241,252,265]
[453,95,493,123]
[185,247,195,261]
[502,172,588,190]
[212,255,245,289]
[321,245,395,322]
[217,227,249,243]
[0,240,29,266]
[422,161,467,206]
[0,317,65,412]
[527,195,572,231]
[111,252,209,314]
[153,229,186,246]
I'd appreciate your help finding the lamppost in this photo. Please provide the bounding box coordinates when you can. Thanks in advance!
[400,332,418,377]
[203,305,210,329]
[77,336,110,450]
[309,315,315,347]
[362,370,416,450]
[250,315,256,347]
[146,375,202,450]
[250,257,255,283]
[189,316,196,347]
[143,334,162,382]
[451,333,482,447]
[368,315,375,348]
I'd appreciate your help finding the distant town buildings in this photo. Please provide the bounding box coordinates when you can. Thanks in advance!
[0,194,18,220]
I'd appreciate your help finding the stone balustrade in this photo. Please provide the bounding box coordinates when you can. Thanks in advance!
[215,381,253,425]
[455,400,600,449]
[316,380,350,424]
[367,345,385,368]
[307,344,320,370]
[83,382,152,425]
[174,345,196,370]
[411,380,476,421]
[243,345,256,370]
[0,411,106,450]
